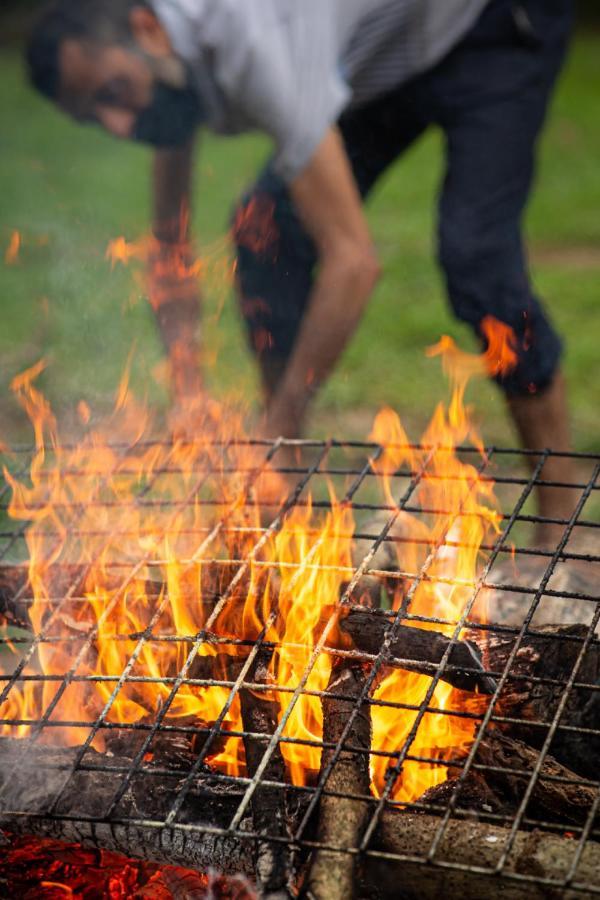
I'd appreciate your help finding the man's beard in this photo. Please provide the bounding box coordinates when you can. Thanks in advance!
[133,62,202,148]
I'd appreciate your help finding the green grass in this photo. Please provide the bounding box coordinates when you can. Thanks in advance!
[0,34,599,453]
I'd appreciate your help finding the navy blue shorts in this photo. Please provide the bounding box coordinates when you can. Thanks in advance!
[233,0,574,396]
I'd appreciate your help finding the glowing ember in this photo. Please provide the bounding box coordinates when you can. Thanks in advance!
[0,318,515,804]
[0,834,256,899]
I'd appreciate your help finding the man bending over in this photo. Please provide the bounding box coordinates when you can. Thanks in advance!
[27,0,576,544]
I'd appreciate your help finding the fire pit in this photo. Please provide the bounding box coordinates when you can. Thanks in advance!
[0,351,598,898]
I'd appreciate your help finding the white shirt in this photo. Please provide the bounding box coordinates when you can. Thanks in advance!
[152,0,489,181]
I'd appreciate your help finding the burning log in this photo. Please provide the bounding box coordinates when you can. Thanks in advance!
[339,608,497,694]
[1,735,599,898]
[0,565,34,631]
[0,560,496,696]
[418,731,596,826]
[470,624,600,779]
[305,661,371,900]
[0,561,228,630]
[239,650,293,897]
[0,621,492,697]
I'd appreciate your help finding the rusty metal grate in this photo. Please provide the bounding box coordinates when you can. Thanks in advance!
[0,439,598,897]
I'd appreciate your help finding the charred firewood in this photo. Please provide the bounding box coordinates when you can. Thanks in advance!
[0,565,39,630]
[339,608,497,694]
[187,615,497,696]
[469,624,600,779]
[239,650,293,897]
[416,765,503,817]
[416,731,596,826]
[1,736,599,898]
[0,561,232,630]
[0,736,255,875]
[305,661,372,900]
[101,712,242,765]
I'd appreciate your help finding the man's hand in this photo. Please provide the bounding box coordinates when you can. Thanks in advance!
[265,127,380,439]
[150,140,203,405]
[147,237,203,401]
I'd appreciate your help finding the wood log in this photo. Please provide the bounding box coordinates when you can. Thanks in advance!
[0,565,35,631]
[239,651,293,897]
[367,810,600,900]
[339,608,497,694]
[305,661,371,900]
[1,737,599,898]
[417,731,597,826]
[0,561,230,630]
[470,624,600,779]
[0,736,255,875]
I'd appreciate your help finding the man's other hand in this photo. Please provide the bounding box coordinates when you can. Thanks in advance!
[150,141,202,405]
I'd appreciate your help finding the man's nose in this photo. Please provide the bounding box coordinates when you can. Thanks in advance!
[95,106,136,139]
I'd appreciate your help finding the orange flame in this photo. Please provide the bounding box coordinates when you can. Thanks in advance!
[5,230,21,265]
[232,195,278,259]
[1,324,516,802]
[106,233,235,324]
[427,316,518,382]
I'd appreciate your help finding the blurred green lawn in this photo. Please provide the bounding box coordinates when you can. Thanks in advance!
[0,34,599,451]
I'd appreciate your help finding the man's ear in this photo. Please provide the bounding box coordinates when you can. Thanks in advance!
[130,6,171,57]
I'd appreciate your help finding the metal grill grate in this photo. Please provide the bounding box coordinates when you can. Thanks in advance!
[0,439,598,897]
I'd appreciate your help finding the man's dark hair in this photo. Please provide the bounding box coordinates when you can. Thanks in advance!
[26,0,149,100]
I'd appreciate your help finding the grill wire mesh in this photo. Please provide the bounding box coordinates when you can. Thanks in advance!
[0,438,598,896]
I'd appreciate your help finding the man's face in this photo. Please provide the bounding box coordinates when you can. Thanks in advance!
[56,9,201,148]
[58,40,153,139]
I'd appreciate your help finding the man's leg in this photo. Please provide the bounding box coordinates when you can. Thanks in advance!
[506,372,576,544]
[233,89,429,404]
[431,0,576,545]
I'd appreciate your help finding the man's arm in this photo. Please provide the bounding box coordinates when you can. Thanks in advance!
[264,127,380,437]
[149,139,203,401]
